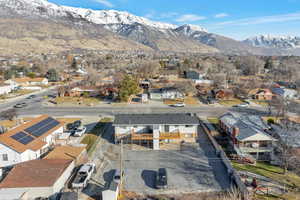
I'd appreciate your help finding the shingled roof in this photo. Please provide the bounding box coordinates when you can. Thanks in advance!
[114,113,199,125]
[0,159,72,188]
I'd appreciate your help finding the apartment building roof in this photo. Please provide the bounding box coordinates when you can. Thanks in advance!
[114,113,199,125]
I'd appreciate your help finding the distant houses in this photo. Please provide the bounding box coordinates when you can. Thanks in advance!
[149,87,184,100]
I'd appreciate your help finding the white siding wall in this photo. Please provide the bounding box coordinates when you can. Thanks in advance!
[52,161,75,193]
[115,125,197,135]
[0,143,22,167]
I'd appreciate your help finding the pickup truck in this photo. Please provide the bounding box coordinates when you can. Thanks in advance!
[72,163,96,189]
[72,126,87,137]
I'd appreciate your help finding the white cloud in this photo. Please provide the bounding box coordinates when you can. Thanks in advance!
[215,13,229,18]
[176,14,206,22]
[92,0,114,7]
[216,11,300,26]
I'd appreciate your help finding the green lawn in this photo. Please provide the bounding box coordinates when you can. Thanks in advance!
[207,117,219,125]
[81,118,113,155]
[232,161,300,189]
[232,161,300,200]
[219,99,243,106]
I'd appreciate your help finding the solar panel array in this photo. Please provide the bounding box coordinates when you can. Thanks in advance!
[25,117,60,137]
[10,131,34,145]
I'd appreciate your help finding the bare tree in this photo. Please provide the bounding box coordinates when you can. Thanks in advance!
[0,108,18,121]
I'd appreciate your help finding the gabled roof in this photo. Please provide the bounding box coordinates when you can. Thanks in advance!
[220,112,276,142]
[0,159,72,188]
[0,115,64,153]
[114,113,199,125]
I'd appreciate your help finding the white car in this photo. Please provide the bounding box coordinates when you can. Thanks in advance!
[171,103,185,107]
[73,126,87,137]
[234,103,250,108]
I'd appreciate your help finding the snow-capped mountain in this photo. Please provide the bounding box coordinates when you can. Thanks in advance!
[62,7,177,30]
[244,35,300,49]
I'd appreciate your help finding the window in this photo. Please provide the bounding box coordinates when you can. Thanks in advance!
[2,154,8,161]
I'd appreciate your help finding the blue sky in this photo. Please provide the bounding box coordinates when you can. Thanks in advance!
[49,0,300,40]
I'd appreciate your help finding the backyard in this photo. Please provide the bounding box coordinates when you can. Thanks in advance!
[232,161,300,200]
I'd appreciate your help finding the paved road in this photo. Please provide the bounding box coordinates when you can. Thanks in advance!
[0,88,57,112]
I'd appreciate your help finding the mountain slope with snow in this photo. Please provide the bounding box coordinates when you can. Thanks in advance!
[244,35,300,49]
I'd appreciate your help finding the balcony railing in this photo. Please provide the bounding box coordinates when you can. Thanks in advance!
[239,147,273,153]
[131,132,181,141]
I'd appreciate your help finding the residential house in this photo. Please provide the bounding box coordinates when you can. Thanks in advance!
[219,112,277,161]
[215,89,235,100]
[44,145,88,165]
[248,88,274,101]
[0,159,74,200]
[63,87,99,97]
[271,86,298,100]
[8,77,48,87]
[149,87,184,100]
[159,70,179,80]
[184,70,202,80]
[113,113,199,150]
[0,115,64,167]
[0,83,18,96]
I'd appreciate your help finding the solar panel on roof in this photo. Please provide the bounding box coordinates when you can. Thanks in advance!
[19,135,34,145]
[25,117,53,134]
[26,117,60,137]
[11,132,27,140]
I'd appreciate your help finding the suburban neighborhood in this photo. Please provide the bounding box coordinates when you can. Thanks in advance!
[0,0,300,200]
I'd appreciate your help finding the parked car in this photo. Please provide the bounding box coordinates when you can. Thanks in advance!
[73,120,82,129]
[72,163,96,189]
[113,169,124,184]
[171,103,185,107]
[66,123,75,131]
[26,95,36,99]
[233,103,250,108]
[73,126,87,137]
[14,102,27,108]
[156,168,167,189]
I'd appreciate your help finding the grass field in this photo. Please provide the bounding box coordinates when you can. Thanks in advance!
[81,118,113,155]
[219,99,243,106]
[55,97,101,105]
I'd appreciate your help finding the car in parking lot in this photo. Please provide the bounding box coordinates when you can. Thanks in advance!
[156,168,168,189]
[72,163,96,189]
[14,102,27,108]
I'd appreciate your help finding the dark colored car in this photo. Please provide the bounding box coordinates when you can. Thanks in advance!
[156,168,167,189]
[14,102,27,108]
[66,123,75,131]
[26,95,36,99]
[73,120,82,129]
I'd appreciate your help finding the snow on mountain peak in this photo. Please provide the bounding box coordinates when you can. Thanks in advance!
[244,34,300,49]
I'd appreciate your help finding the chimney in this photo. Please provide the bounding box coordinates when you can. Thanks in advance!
[233,127,240,136]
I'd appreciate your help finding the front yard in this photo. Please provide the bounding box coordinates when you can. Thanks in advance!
[54,97,102,106]
[218,98,243,106]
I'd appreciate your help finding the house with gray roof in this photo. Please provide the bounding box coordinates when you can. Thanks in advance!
[149,87,184,100]
[219,112,277,161]
[113,113,199,150]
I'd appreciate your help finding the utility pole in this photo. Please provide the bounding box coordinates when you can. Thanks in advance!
[119,139,124,198]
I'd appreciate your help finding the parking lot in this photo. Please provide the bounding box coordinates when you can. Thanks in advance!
[79,124,232,199]
[123,141,231,195]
